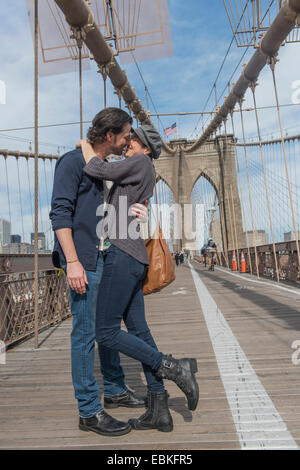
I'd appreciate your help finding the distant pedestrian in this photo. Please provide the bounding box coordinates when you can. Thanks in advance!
[175,252,180,266]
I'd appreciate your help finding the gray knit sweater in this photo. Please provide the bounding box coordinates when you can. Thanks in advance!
[83,154,154,265]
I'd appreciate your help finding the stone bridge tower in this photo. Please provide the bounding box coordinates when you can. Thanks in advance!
[153,134,244,253]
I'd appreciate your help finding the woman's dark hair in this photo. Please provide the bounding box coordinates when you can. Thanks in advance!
[87,107,133,145]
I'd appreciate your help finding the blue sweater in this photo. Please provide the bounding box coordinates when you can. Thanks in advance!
[49,148,104,271]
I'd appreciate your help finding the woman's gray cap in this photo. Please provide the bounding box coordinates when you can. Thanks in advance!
[132,125,162,159]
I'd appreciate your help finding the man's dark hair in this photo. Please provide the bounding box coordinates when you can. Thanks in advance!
[87,107,133,145]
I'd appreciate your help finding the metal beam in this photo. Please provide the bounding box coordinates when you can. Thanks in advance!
[186,0,300,152]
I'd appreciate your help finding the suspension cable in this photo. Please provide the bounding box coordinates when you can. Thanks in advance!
[4,154,12,229]
[250,81,280,282]
[223,118,240,268]
[26,157,34,230]
[230,111,252,273]
[269,57,300,279]
[238,99,260,278]
[16,156,25,243]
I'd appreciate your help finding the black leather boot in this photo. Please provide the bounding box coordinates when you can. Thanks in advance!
[79,410,131,436]
[128,390,173,432]
[155,355,199,411]
[104,389,146,409]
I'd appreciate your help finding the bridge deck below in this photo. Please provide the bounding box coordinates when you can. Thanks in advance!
[1,261,300,450]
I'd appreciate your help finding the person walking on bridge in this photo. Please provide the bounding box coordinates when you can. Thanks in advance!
[80,124,199,433]
[50,108,148,438]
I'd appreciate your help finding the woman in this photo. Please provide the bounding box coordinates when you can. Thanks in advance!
[81,125,199,432]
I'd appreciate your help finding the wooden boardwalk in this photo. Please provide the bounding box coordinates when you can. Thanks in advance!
[1,261,300,450]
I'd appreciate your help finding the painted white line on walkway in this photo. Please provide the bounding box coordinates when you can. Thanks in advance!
[214,265,300,297]
[189,263,298,450]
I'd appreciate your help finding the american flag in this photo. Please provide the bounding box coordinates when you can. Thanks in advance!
[164,122,177,136]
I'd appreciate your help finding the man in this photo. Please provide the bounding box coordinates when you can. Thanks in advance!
[50,108,147,437]
[207,238,217,271]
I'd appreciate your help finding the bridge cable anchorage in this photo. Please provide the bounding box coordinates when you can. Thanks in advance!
[268,54,300,280]
[250,79,280,283]
[238,98,260,278]
[229,109,253,275]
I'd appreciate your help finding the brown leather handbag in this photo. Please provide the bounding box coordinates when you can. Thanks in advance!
[142,173,175,295]
[143,226,175,295]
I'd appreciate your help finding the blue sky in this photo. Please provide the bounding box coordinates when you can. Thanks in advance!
[0,1,299,246]
[0,0,256,151]
[0,1,299,150]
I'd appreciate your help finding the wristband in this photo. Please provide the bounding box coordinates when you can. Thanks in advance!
[67,259,79,264]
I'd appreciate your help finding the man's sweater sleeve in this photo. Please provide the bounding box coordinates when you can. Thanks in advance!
[49,153,83,231]
[83,154,146,185]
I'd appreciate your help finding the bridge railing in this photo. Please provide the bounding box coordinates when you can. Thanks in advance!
[0,269,70,348]
[195,240,299,284]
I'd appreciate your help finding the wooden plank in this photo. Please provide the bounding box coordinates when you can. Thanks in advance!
[1,262,300,449]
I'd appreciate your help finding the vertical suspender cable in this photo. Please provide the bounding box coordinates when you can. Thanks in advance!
[239,100,260,278]
[34,0,39,349]
[269,59,300,278]
[224,118,240,269]
[103,72,107,109]
[78,36,83,139]
[26,157,34,229]
[43,159,52,249]
[230,183,240,270]
[226,182,236,265]
[145,86,149,114]
[230,111,252,274]
[16,156,25,243]
[4,154,12,229]
[217,137,230,267]
[250,83,280,282]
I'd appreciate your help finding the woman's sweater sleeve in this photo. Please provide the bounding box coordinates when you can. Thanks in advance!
[83,154,146,185]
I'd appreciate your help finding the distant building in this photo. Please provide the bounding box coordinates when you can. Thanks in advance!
[0,243,34,254]
[31,232,46,252]
[284,231,300,242]
[11,234,21,243]
[0,218,11,245]
[244,230,269,247]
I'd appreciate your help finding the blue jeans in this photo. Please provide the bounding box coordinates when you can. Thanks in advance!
[64,253,126,418]
[95,245,164,393]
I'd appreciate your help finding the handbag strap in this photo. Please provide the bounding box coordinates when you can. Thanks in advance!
[152,165,160,234]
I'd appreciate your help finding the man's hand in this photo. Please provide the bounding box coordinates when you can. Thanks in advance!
[131,202,148,223]
[67,261,88,294]
[76,139,97,164]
